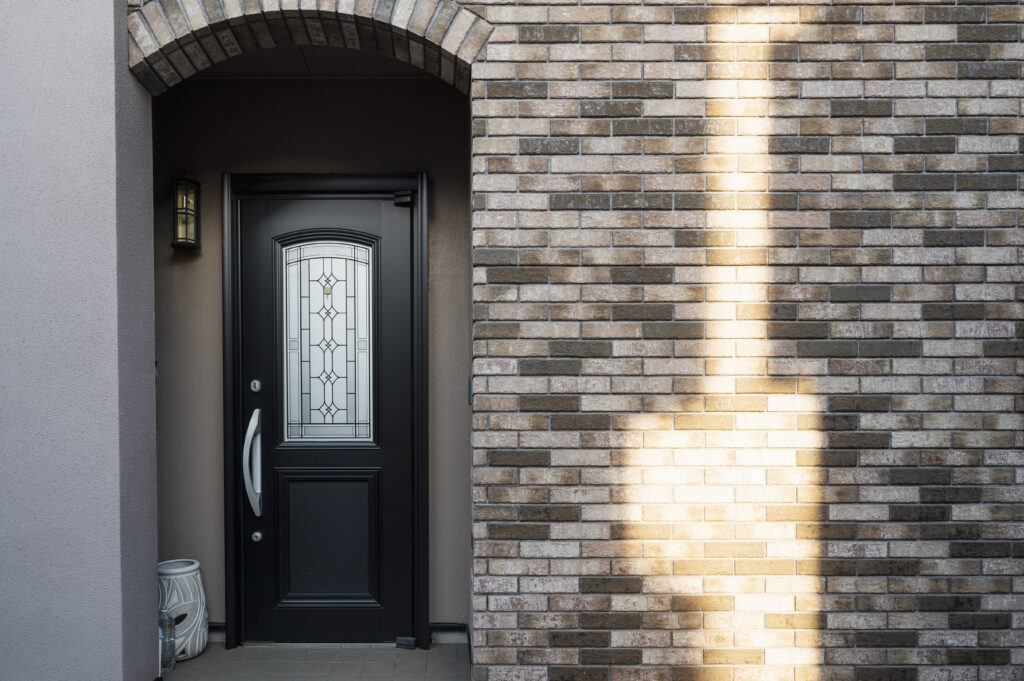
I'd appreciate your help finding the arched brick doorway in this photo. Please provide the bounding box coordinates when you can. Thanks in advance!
[126,0,492,94]
[134,0,490,650]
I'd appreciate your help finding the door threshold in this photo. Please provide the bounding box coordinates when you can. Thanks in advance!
[241,641,402,648]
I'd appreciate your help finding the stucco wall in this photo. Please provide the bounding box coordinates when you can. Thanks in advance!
[0,2,156,679]
[116,11,160,681]
[153,76,473,626]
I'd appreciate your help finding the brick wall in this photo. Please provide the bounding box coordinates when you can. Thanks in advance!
[469,3,1023,681]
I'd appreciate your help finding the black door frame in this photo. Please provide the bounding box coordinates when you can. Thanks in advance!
[222,173,429,649]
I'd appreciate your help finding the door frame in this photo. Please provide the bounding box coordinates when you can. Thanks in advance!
[222,173,430,648]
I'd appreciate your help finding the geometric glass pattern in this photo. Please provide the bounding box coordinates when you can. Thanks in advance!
[283,241,373,442]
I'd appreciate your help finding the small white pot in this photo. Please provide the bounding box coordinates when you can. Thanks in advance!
[158,559,209,660]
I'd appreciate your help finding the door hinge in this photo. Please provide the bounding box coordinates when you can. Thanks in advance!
[394,190,413,207]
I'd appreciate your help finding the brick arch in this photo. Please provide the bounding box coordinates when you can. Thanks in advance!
[127,0,493,95]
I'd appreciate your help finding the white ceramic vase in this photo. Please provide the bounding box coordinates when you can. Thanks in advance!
[158,559,209,660]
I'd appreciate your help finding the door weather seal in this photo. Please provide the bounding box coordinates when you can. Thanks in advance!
[396,636,417,650]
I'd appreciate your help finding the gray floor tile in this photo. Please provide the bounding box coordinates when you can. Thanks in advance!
[396,661,429,669]
[364,662,397,674]
[166,642,466,681]
[296,662,336,676]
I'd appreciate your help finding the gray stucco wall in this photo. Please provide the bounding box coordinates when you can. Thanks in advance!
[152,76,473,626]
[116,10,159,681]
[0,2,156,679]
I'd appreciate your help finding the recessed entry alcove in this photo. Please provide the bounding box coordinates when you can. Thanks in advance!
[152,44,472,645]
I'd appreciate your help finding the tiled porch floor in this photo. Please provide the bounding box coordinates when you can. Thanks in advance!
[164,642,471,681]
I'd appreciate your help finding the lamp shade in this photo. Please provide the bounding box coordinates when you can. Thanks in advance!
[172,178,200,249]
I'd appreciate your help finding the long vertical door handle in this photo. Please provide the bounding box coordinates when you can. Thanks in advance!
[242,408,263,517]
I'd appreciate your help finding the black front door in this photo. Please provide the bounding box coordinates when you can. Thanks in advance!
[230,176,424,643]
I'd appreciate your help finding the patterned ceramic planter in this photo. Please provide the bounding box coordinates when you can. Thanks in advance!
[158,559,208,660]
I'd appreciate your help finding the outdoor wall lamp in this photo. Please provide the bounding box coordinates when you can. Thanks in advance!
[172,178,200,249]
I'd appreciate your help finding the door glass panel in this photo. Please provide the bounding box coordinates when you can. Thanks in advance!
[283,241,372,442]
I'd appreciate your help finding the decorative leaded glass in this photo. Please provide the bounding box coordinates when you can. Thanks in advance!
[283,241,372,442]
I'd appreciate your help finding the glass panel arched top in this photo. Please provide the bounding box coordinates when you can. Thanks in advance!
[283,241,373,442]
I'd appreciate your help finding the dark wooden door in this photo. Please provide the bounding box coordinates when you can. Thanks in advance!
[235,188,418,643]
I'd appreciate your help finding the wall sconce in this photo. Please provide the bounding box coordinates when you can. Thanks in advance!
[172,178,200,249]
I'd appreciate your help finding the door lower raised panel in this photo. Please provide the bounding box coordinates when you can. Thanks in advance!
[271,469,384,642]
[278,469,380,604]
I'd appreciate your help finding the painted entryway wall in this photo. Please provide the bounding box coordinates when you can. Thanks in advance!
[152,72,473,626]
[1,2,156,679]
